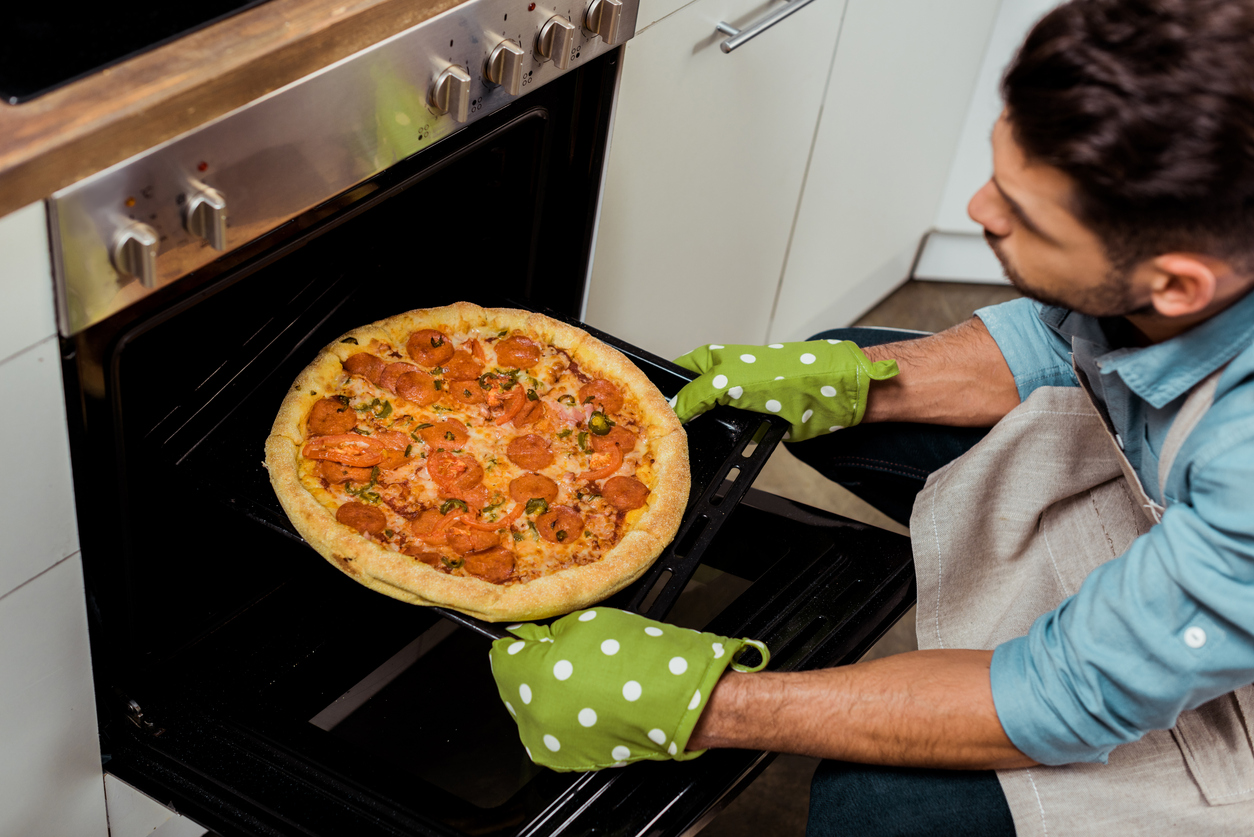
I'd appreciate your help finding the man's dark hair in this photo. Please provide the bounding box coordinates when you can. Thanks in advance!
[1003,0,1254,273]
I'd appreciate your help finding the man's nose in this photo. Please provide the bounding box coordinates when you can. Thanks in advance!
[968,179,1011,238]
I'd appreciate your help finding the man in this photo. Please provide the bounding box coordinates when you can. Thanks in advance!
[493,1,1254,833]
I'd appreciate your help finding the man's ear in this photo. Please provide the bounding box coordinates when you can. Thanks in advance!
[1147,254,1219,318]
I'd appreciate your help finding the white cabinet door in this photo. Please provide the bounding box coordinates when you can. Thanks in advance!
[586,0,848,360]
[767,0,1002,342]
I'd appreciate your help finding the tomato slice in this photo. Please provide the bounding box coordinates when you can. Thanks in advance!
[302,434,385,467]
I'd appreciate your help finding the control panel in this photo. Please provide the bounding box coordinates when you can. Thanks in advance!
[49,0,639,336]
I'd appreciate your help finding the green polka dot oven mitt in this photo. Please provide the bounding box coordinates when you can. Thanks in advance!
[490,608,769,771]
[671,341,899,442]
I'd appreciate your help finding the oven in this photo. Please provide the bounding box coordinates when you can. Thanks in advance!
[48,1,915,833]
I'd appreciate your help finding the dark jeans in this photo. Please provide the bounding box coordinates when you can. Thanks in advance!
[791,328,1015,836]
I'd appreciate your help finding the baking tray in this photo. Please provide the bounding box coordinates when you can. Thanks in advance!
[173,288,789,640]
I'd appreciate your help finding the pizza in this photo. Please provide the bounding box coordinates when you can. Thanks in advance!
[264,303,689,621]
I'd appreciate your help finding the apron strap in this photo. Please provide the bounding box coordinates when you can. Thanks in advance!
[1157,365,1228,500]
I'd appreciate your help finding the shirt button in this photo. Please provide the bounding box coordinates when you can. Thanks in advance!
[1115,433,1125,450]
[1184,626,1207,648]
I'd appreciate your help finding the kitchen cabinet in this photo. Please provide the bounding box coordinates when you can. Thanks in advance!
[585,0,849,360]
[0,202,107,837]
[767,0,1002,340]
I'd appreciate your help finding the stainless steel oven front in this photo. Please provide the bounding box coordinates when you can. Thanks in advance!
[49,1,915,833]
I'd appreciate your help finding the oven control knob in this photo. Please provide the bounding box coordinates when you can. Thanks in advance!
[111,220,159,289]
[485,39,526,95]
[184,184,227,250]
[536,16,576,69]
[430,64,472,122]
[584,0,623,45]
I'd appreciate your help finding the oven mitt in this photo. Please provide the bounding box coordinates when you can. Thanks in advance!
[490,608,770,772]
[670,341,899,442]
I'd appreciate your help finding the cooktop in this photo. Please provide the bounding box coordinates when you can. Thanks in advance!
[2,0,272,103]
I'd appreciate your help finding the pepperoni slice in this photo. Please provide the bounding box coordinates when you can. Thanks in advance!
[507,434,554,471]
[372,430,411,450]
[445,350,484,381]
[407,330,455,366]
[603,476,650,511]
[408,509,445,538]
[379,361,421,392]
[463,546,515,584]
[303,434,384,467]
[420,419,469,448]
[509,473,559,504]
[307,398,356,436]
[537,506,584,544]
[343,352,388,386]
[514,400,547,427]
[447,527,500,555]
[336,501,387,534]
[395,370,440,406]
[402,545,443,566]
[317,460,374,484]
[377,449,409,470]
[591,426,637,453]
[450,380,486,404]
[426,450,484,491]
[495,336,542,368]
[579,379,623,413]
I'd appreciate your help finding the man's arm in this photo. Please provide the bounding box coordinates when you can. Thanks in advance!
[861,317,1021,427]
[689,650,1036,770]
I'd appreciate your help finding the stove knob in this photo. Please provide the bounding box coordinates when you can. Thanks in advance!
[430,64,472,122]
[485,39,526,96]
[111,221,159,288]
[536,16,576,70]
[185,184,227,250]
[584,0,623,45]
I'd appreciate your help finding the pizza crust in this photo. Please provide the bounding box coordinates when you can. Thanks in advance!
[264,304,689,621]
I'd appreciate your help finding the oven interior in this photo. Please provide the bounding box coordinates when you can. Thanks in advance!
[62,53,915,836]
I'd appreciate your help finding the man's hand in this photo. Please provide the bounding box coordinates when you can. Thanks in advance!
[689,649,1036,770]
[671,340,899,440]
[490,608,770,771]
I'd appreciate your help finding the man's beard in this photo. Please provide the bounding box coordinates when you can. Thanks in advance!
[983,232,1152,318]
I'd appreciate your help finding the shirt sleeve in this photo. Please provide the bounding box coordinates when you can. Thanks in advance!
[975,298,1077,400]
[989,428,1254,765]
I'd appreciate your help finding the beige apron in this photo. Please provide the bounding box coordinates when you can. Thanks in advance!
[910,374,1254,835]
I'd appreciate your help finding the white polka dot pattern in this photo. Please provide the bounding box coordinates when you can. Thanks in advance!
[505,701,516,716]
[520,684,532,704]
[709,344,724,350]
[740,354,756,363]
[769,344,784,349]
[645,627,664,637]
[553,660,573,680]
[544,734,561,752]
[728,386,744,399]
[801,409,813,423]
[765,399,782,413]
[821,386,837,397]
[601,639,621,655]
[688,690,701,710]
[579,611,597,622]
[579,708,598,727]
[668,742,678,756]
[508,641,525,655]
[648,729,667,745]
[623,680,643,701]
[712,374,728,389]
[712,642,725,659]
[612,745,631,761]
[669,657,688,675]
[799,353,816,365]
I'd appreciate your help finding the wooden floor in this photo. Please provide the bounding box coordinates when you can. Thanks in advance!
[700,279,1019,837]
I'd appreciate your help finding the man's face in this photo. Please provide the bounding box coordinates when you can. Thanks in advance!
[968,116,1149,317]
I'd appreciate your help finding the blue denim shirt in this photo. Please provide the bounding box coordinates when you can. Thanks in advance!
[975,292,1254,765]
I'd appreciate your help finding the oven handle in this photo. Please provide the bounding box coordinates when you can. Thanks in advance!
[715,0,818,53]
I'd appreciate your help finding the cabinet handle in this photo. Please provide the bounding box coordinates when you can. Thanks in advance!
[715,0,818,53]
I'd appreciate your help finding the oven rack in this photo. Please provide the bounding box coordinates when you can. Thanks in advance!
[173,294,789,641]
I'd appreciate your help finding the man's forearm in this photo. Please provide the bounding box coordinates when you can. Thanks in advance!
[688,650,1036,770]
[862,317,1020,426]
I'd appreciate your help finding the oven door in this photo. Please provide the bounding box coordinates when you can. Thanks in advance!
[61,48,914,837]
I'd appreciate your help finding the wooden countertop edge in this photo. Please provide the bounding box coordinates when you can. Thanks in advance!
[0,0,461,220]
